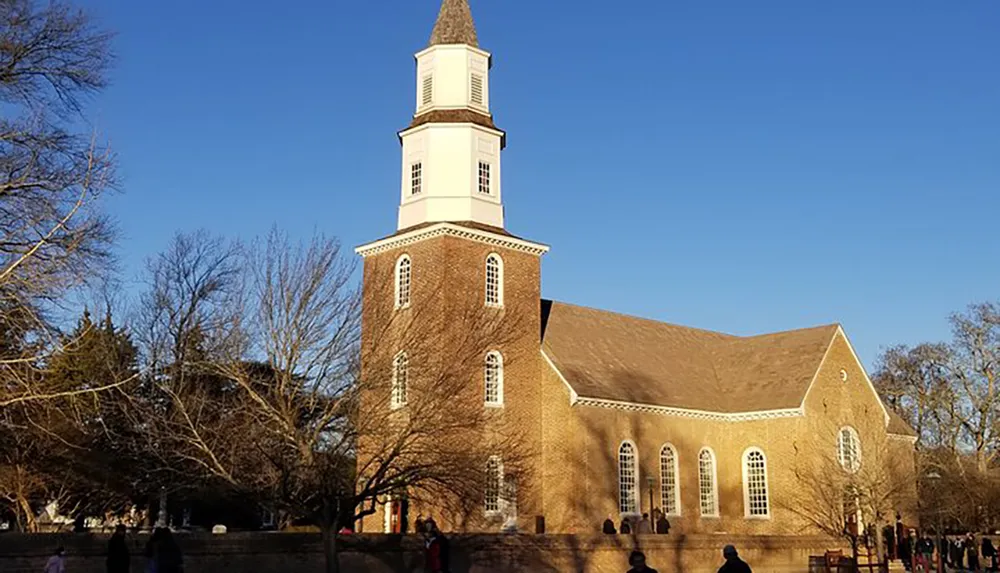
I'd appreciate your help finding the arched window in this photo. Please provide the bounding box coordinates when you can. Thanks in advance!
[698,448,719,517]
[485,254,503,307]
[395,255,412,309]
[743,448,770,518]
[618,442,639,514]
[660,444,680,516]
[391,352,408,409]
[484,351,504,406]
[838,426,862,473]
[485,456,502,514]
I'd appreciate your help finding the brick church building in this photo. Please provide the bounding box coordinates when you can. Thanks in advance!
[356,0,918,536]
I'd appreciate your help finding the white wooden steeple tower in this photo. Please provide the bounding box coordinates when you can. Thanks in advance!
[397,0,506,231]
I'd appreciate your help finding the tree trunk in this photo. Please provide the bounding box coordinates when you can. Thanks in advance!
[322,500,341,573]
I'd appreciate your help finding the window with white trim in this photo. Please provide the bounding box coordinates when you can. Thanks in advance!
[485,456,502,514]
[421,75,433,106]
[698,448,719,517]
[395,255,411,309]
[618,442,638,514]
[410,163,422,195]
[485,254,503,307]
[470,73,484,105]
[391,352,408,409]
[484,351,503,406]
[743,448,770,518]
[660,444,680,516]
[478,161,491,195]
[838,427,862,473]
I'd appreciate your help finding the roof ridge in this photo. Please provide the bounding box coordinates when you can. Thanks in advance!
[543,299,738,338]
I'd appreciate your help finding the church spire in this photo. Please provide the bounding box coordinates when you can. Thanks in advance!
[429,0,479,47]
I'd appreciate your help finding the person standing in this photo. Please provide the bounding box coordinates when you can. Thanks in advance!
[620,517,632,535]
[423,521,450,573]
[44,547,66,573]
[602,515,617,534]
[968,534,982,572]
[153,528,183,573]
[655,512,671,535]
[636,513,653,534]
[626,550,658,573]
[718,545,753,573]
[107,525,130,573]
[982,537,996,571]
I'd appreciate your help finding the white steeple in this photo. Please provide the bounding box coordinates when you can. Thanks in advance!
[397,0,506,231]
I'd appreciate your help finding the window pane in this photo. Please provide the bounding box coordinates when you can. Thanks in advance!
[746,450,769,517]
[619,443,637,514]
[660,446,678,516]
[699,449,717,516]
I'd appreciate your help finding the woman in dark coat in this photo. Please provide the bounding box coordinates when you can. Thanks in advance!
[106,525,130,573]
[153,528,183,573]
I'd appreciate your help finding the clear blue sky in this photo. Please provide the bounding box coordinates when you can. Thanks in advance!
[80,0,999,369]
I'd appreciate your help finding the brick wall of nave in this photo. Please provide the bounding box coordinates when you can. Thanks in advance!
[356,234,546,534]
[538,331,918,535]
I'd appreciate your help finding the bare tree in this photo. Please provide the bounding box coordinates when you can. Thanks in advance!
[781,415,916,564]
[0,0,118,409]
[129,229,529,573]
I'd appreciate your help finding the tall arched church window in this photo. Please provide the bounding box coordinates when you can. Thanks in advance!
[484,351,503,407]
[395,255,412,309]
[742,448,770,518]
[660,444,680,516]
[485,254,503,307]
[698,448,719,517]
[485,456,502,515]
[838,426,862,473]
[618,442,639,514]
[391,352,408,409]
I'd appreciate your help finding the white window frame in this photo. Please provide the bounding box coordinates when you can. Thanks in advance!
[660,443,681,517]
[742,447,771,519]
[391,351,408,409]
[478,161,492,195]
[485,253,504,308]
[410,162,422,195]
[618,441,640,516]
[394,255,412,309]
[698,447,720,518]
[485,455,503,516]
[484,351,504,407]
[838,426,862,473]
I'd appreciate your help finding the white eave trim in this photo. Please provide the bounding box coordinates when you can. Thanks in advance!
[541,349,803,422]
[356,223,550,258]
[573,396,804,422]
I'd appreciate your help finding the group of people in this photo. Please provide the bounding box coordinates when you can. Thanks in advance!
[626,545,753,573]
[895,529,999,572]
[604,510,672,535]
[415,515,451,573]
[44,524,184,573]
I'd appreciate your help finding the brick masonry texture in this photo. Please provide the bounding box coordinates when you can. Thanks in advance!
[0,532,848,573]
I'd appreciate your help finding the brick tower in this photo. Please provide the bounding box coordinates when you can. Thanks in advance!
[355,0,548,533]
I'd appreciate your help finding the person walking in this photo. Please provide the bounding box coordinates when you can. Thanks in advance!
[107,525,130,573]
[44,547,67,573]
[626,550,658,573]
[718,545,752,573]
[602,515,617,534]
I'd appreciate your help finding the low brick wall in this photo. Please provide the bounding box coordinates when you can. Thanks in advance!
[0,532,847,572]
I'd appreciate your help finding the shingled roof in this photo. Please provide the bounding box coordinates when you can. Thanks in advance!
[540,300,840,414]
[429,0,479,47]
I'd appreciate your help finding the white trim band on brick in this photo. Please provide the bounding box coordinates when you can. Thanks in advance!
[572,396,805,422]
[356,223,550,258]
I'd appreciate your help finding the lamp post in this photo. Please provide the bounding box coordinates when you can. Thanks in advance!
[646,476,655,521]
[926,471,942,573]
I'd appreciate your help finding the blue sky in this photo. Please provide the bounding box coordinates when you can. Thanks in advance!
[79,0,999,369]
